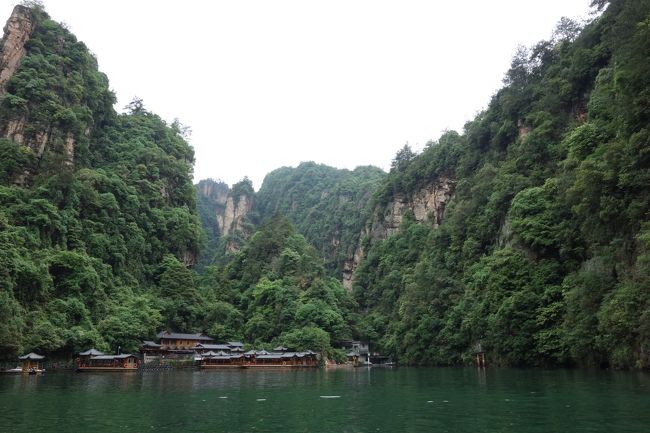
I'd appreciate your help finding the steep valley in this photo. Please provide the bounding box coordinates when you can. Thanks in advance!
[1,0,650,369]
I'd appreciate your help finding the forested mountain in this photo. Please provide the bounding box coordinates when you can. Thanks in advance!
[2,0,649,369]
[196,162,385,281]
[353,0,650,368]
[256,163,385,279]
[190,0,650,369]
[198,215,357,354]
[0,4,203,356]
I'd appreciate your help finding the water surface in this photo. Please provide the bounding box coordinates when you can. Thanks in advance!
[1,368,649,432]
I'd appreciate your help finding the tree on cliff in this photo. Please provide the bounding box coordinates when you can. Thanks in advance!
[390,143,415,172]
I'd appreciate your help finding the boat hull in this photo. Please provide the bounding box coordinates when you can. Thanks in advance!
[76,367,138,372]
[242,364,318,369]
[200,365,246,369]
[200,363,318,369]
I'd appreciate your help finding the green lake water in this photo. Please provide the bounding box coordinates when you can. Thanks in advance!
[1,367,649,433]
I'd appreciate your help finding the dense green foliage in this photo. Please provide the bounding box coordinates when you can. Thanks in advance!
[257,162,385,274]
[0,6,202,357]
[354,0,650,368]
[3,0,649,369]
[197,215,357,353]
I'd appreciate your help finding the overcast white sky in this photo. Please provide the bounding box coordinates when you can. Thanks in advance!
[1,0,595,189]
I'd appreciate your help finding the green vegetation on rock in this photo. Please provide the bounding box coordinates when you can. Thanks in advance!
[0,5,202,356]
[353,0,650,369]
[2,0,649,369]
[257,162,385,275]
[197,215,357,353]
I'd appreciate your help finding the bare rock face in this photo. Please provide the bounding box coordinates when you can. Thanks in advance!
[5,117,26,143]
[217,193,254,237]
[34,129,50,156]
[342,176,455,291]
[369,176,454,241]
[517,119,532,140]
[0,5,33,94]
[342,243,364,291]
[199,181,229,205]
[182,250,196,267]
[0,6,79,171]
[63,133,75,166]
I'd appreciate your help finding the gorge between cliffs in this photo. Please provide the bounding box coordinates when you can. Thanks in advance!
[0,0,649,374]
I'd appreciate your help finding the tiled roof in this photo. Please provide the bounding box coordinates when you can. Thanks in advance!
[227,341,244,347]
[257,354,283,360]
[157,331,213,341]
[142,340,162,348]
[79,348,105,356]
[19,352,44,360]
[90,354,137,360]
[194,344,231,350]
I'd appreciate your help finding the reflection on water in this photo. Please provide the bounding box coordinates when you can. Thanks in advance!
[1,368,649,433]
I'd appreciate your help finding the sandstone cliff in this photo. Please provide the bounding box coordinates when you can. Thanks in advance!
[0,5,33,94]
[342,176,455,291]
[196,178,257,263]
[368,176,454,240]
[217,193,254,238]
[198,179,229,206]
[0,4,110,177]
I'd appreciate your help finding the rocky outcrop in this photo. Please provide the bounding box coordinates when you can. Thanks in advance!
[342,176,455,291]
[517,119,532,140]
[0,5,33,94]
[0,5,76,170]
[5,117,26,143]
[198,180,229,205]
[369,176,454,241]
[217,193,254,237]
[196,179,256,258]
[63,133,75,166]
[342,243,364,291]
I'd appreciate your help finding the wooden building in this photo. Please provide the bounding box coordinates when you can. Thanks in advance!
[19,352,45,373]
[78,348,105,358]
[347,351,360,366]
[77,354,139,372]
[1,353,47,374]
[193,343,232,354]
[140,340,163,354]
[158,331,214,350]
[340,340,370,364]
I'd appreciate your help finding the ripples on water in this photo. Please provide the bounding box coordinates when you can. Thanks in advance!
[1,368,649,433]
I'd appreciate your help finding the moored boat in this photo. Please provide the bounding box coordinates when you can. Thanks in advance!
[200,349,319,369]
[76,352,139,372]
[199,351,246,369]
